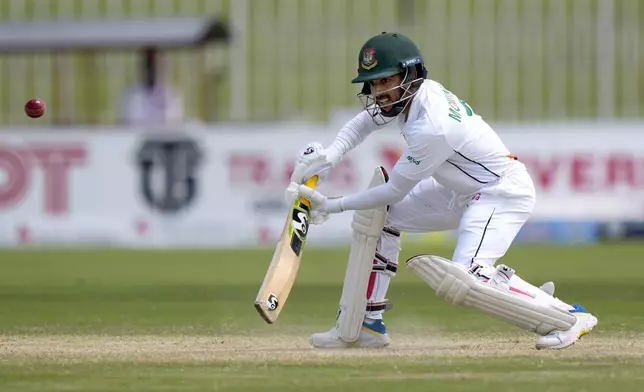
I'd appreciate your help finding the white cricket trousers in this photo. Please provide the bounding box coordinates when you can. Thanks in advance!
[366,168,538,319]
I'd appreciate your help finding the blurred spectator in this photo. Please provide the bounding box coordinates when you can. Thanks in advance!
[120,48,184,126]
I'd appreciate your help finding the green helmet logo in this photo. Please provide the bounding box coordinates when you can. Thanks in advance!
[361,48,378,70]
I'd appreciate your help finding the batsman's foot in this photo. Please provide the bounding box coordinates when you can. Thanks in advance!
[535,304,598,350]
[310,318,390,348]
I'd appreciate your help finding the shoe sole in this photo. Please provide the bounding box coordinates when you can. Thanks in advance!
[351,338,391,349]
[309,338,352,349]
[310,341,390,349]
[310,333,391,349]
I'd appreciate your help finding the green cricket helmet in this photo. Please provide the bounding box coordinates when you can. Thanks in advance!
[352,32,427,124]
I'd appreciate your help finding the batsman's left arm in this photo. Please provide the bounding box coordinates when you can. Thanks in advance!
[294,170,419,214]
[325,172,419,213]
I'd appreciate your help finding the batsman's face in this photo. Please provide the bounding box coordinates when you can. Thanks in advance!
[369,74,404,112]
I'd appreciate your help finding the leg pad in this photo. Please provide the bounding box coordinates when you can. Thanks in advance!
[406,254,576,335]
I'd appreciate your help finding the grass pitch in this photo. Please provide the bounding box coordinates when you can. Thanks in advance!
[0,241,643,391]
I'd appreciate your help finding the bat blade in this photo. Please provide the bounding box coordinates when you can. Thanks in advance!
[254,175,319,323]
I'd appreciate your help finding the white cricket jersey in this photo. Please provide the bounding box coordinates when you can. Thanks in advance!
[390,80,524,194]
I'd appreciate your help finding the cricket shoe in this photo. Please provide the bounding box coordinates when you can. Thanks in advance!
[310,318,390,348]
[535,304,598,350]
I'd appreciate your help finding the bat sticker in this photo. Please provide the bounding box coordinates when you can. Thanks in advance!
[266,294,279,311]
[289,203,310,256]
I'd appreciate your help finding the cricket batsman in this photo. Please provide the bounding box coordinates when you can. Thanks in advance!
[285,32,598,350]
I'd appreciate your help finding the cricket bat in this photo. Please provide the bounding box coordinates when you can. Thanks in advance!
[254,175,319,324]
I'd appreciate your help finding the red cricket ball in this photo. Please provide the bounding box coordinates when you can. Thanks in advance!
[25,98,46,118]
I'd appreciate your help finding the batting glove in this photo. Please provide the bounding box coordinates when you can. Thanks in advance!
[295,183,344,214]
[289,142,335,184]
[284,181,333,225]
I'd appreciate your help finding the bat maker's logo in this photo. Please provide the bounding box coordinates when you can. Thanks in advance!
[267,294,279,311]
[289,204,311,256]
[291,212,309,235]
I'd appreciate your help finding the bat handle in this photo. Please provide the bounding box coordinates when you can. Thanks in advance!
[299,175,319,208]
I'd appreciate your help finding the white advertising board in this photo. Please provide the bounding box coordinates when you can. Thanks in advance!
[495,122,644,221]
[0,126,403,247]
[0,121,642,247]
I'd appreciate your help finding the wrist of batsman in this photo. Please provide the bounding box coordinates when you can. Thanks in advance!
[323,197,345,214]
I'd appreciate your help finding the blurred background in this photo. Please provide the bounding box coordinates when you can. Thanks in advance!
[0,0,643,248]
[2,4,644,389]
[1,0,643,125]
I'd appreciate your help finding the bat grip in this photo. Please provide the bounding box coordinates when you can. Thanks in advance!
[299,175,319,208]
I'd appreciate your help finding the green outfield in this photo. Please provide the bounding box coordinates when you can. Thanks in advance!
[0,241,643,391]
